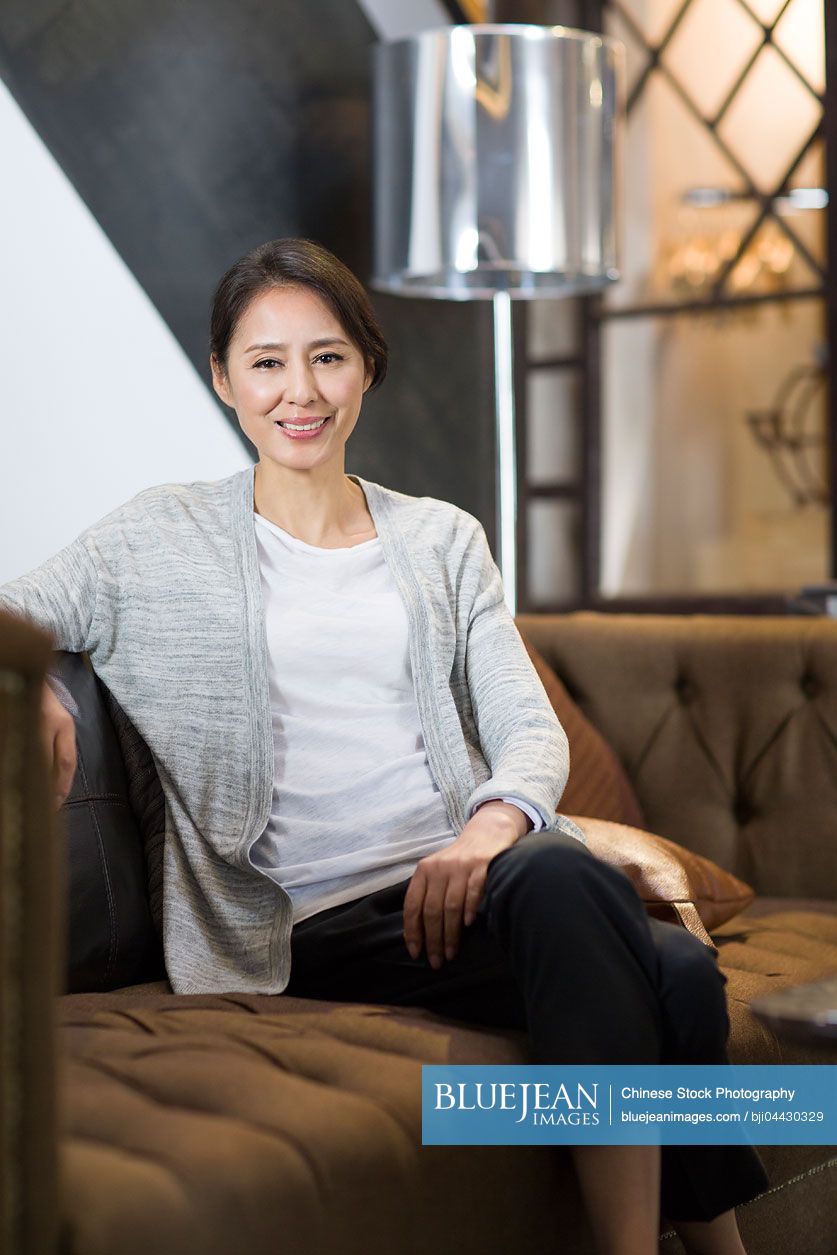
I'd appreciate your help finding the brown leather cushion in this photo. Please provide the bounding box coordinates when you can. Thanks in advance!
[57,906,837,1255]
[520,634,646,828]
[569,815,756,952]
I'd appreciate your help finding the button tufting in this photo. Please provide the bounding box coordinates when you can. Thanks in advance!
[801,673,819,699]
[734,797,754,825]
[675,676,695,703]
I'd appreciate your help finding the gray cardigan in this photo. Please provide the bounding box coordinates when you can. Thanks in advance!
[0,464,585,993]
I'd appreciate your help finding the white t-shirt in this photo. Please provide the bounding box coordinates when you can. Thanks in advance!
[249,511,543,924]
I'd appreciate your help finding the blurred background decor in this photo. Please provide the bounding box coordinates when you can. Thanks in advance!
[746,348,828,507]
[518,0,830,611]
[0,0,833,615]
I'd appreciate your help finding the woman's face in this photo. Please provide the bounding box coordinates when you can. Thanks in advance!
[211,285,371,471]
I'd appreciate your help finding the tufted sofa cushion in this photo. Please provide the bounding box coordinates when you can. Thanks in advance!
[516,613,837,900]
[57,991,586,1255]
[57,896,837,1255]
[9,610,837,1255]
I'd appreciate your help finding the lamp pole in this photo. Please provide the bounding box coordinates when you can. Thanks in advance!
[493,290,517,613]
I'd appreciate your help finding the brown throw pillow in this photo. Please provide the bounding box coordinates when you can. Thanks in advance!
[567,815,756,952]
[520,635,646,829]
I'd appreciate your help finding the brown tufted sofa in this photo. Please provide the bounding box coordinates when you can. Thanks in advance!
[2,611,836,1255]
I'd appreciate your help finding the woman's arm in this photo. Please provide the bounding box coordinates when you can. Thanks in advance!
[0,532,100,656]
[461,520,570,827]
[403,520,574,968]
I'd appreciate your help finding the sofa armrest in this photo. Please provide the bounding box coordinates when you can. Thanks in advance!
[0,610,61,1255]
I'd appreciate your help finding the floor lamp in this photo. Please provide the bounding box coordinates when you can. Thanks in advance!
[371,23,624,614]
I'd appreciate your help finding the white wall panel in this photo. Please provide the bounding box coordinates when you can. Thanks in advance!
[0,77,249,584]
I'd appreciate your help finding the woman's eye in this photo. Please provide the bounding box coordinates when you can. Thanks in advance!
[254,358,281,369]
[315,352,344,365]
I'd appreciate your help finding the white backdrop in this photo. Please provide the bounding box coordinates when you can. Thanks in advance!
[0,76,249,584]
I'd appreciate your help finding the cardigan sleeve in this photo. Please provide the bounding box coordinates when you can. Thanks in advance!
[0,531,100,657]
[469,795,546,831]
[461,520,571,829]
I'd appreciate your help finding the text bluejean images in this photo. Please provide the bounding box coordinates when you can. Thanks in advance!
[421,1065,837,1145]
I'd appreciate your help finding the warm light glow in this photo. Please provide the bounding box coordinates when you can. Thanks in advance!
[745,0,794,23]
[664,0,762,120]
[637,0,826,298]
[720,44,821,193]
[600,0,828,604]
[774,0,825,92]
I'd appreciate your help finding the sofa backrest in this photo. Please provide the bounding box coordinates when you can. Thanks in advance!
[515,612,837,901]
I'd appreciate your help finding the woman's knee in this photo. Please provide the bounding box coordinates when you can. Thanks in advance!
[487,830,591,877]
[482,830,621,912]
[651,920,730,1053]
[655,921,727,997]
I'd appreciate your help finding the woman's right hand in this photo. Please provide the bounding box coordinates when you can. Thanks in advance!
[40,680,77,810]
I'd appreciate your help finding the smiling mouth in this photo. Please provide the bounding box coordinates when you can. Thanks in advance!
[275,417,331,431]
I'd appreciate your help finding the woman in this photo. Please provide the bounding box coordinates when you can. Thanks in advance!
[2,239,767,1255]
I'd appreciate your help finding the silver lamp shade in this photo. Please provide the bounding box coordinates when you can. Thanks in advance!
[372,23,624,299]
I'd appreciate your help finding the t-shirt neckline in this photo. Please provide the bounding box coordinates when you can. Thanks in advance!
[254,509,381,555]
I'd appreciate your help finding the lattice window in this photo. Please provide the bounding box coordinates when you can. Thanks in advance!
[606,0,825,305]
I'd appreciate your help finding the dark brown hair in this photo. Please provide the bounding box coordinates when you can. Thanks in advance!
[209,238,388,391]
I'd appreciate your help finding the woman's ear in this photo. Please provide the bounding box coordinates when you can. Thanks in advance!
[210,354,233,407]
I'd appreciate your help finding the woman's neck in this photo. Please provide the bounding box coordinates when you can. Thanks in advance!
[252,461,375,548]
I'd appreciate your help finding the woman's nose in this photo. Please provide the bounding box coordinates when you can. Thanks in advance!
[283,359,318,405]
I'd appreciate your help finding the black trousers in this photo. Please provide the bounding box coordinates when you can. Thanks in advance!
[285,830,770,1223]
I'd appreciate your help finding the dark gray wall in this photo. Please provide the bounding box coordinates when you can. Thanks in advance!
[494,0,586,22]
[0,1,497,539]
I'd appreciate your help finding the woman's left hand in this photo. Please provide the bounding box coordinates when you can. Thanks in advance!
[402,803,529,969]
